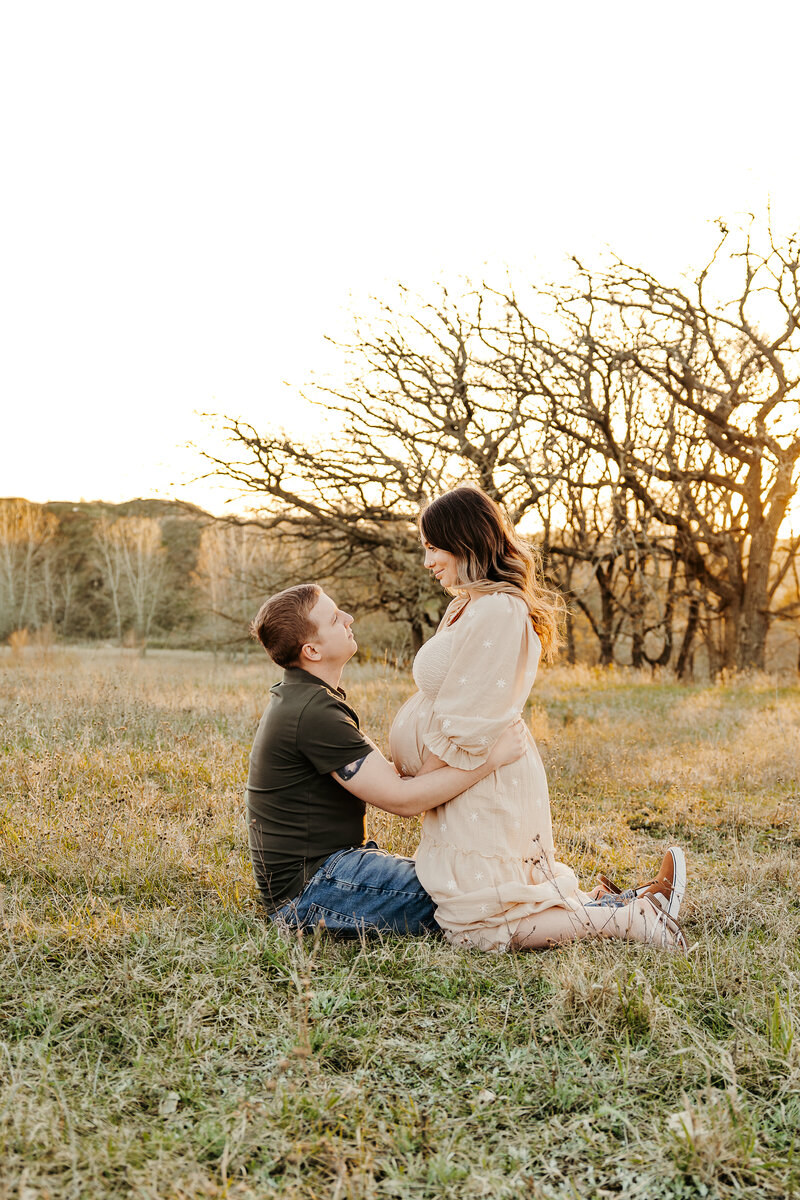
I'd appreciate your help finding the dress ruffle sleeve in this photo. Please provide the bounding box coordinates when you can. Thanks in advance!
[423,593,540,769]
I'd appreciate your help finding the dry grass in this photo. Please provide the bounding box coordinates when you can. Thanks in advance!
[1,646,799,1198]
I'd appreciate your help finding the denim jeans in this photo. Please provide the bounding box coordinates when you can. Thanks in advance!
[269,840,439,937]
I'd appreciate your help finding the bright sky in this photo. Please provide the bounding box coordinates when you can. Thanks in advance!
[2,1,798,515]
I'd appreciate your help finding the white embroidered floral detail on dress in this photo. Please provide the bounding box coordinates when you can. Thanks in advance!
[482,639,494,648]
[441,719,452,730]
[496,678,507,688]
[447,879,457,891]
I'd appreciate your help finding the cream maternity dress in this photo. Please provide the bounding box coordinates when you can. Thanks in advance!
[389,591,589,951]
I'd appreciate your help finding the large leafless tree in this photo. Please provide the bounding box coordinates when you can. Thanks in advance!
[495,219,800,671]
[201,287,564,650]
[203,218,800,671]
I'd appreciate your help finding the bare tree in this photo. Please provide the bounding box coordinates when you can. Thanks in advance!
[94,519,126,642]
[39,543,80,635]
[93,517,166,650]
[201,286,561,651]
[545,489,683,669]
[203,219,800,671]
[770,545,800,672]
[492,219,800,672]
[0,499,58,638]
[192,522,287,655]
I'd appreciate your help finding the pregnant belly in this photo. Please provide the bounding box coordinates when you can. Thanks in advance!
[389,692,435,777]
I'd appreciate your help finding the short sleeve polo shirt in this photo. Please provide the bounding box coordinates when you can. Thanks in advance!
[246,666,374,909]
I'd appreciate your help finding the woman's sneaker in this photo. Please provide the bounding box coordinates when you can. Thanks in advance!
[640,895,688,953]
[591,846,687,920]
[636,847,686,921]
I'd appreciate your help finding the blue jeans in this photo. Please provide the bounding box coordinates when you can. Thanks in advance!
[270,841,439,937]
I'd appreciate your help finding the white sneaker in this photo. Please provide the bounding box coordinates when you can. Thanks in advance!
[640,895,688,953]
[636,846,686,921]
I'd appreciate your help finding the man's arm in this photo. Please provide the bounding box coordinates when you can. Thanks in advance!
[332,722,527,817]
[363,731,442,779]
[413,752,446,778]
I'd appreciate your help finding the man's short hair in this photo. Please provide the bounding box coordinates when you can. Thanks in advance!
[250,583,321,668]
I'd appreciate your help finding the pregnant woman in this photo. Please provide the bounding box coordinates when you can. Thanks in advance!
[389,485,686,953]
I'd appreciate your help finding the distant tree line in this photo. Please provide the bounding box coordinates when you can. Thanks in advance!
[201,217,800,677]
[3,483,798,672]
[0,498,289,655]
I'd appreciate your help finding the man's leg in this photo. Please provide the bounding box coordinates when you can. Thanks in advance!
[271,841,438,937]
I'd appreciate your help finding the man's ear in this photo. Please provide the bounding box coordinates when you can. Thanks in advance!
[299,641,321,663]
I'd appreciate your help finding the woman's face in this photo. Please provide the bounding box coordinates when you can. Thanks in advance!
[422,536,460,589]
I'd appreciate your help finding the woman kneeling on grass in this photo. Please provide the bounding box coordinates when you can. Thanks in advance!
[389,484,687,953]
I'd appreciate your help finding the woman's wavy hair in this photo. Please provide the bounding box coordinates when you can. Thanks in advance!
[419,484,562,661]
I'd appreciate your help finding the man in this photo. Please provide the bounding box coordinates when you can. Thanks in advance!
[246,583,525,936]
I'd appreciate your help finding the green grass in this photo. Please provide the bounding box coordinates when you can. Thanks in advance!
[1,647,799,1198]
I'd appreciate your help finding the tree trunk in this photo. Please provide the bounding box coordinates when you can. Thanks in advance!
[676,597,699,681]
[644,552,677,670]
[735,544,772,670]
[626,553,646,669]
[598,628,614,667]
[565,605,576,665]
[596,566,616,666]
[410,618,424,656]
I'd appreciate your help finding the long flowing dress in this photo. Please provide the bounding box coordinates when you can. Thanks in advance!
[389,591,589,951]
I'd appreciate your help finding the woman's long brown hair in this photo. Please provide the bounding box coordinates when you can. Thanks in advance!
[419,484,562,661]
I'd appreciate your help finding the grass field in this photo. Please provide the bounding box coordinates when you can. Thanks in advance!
[1,646,799,1199]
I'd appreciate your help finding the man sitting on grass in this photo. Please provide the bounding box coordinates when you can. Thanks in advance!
[246,583,525,936]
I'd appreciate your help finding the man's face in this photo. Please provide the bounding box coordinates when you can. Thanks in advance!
[304,591,357,667]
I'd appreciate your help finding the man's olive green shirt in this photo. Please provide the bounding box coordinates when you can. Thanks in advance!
[246,666,373,910]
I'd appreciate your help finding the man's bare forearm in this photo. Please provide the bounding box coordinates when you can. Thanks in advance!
[334,747,498,817]
[387,758,498,815]
[412,752,446,778]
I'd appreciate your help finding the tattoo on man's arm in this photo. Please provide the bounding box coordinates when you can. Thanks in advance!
[335,755,369,782]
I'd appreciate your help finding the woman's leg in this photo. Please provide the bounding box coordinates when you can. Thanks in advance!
[510,897,680,951]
